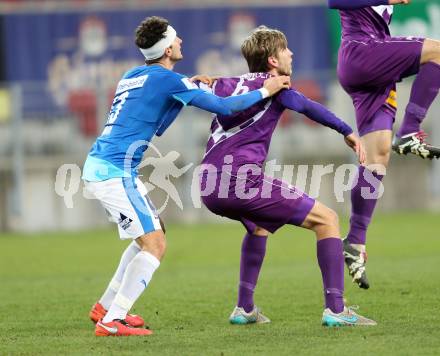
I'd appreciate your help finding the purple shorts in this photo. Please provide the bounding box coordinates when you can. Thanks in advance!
[358,104,395,137]
[338,36,424,135]
[200,172,315,234]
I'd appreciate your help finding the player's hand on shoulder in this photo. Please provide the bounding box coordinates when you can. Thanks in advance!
[263,75,291,97]
[388,0,410,5]
[344,133,366,165]
[189,74,217,87]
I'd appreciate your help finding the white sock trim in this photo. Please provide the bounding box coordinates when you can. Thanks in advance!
[131,240,142,251]
[139,251,161,269]
[109,279,121,293]
[114,293,135,311]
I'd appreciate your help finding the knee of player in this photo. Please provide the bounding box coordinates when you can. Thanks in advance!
[154,231,167,258]
[309,206,339,234]
[137,230,167,260]
[323,207,339,229]
[367,148,390,167]
[377,147,391,161]
[421,38,440,64]
[253,226,269,236]
[430,50,440,64]
[430,38,440,57]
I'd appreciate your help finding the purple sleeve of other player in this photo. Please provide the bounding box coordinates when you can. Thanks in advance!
[278,89,353,136]
[328,0,388,10]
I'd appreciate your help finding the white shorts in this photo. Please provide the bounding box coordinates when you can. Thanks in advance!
[84,177,161,239]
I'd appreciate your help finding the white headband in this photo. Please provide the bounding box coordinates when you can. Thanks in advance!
[139,25,177,61]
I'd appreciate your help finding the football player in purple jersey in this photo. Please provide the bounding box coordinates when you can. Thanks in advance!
[329,0,440,289]
[199,26,376,326]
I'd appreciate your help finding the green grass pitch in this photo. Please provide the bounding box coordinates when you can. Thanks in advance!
[1,213,439,355]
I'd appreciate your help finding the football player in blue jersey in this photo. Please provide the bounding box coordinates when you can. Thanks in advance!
[83,16,290,337]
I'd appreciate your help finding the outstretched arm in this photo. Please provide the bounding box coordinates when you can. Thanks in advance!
[279,89,365,163]
[188,75,290,116]
[278,89,353,136]
[189,89,267,116]
[328,0,388,10]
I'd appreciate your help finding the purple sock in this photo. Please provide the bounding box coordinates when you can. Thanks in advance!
[348,166,384,245]
[397,61,440,137]
[237,233,267,313]
[317,238,344,314]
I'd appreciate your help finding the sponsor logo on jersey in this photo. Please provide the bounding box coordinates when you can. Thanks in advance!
[115,75,148,95]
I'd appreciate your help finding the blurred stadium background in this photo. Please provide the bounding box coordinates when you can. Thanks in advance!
[2,1,440,354]
[0,0,440,233]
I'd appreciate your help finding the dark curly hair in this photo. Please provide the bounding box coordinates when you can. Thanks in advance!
[135,16,169,64]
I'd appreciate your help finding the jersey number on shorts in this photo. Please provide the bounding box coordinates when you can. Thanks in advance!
[102,91,130,135]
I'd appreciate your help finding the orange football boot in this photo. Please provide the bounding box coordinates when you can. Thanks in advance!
[95,319,153,337]
[89,302,145,327]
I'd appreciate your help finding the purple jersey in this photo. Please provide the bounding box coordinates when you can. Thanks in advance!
[202,73,282,171]
[339,6,393,40]
[202,73,352,170]
[331,0,423,134]
[199,73,352,233]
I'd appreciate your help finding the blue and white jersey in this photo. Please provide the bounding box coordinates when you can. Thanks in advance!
[82,64,204,181]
